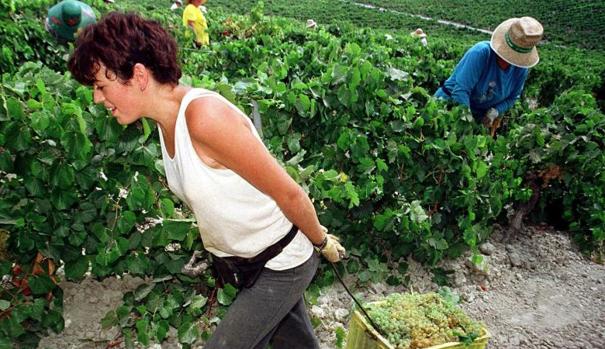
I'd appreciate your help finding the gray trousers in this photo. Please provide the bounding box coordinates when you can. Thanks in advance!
[205,252,321,349]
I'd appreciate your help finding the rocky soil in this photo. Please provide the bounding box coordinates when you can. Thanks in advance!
[38,224,605,349]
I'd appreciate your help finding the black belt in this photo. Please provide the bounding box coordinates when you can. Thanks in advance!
[222,224,299,265]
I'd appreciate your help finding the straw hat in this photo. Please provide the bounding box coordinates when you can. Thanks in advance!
[306,19,317,28]
[410,28,426,38]
[490,17,543,68]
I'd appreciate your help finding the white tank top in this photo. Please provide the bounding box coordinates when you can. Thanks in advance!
[158,88,313,270]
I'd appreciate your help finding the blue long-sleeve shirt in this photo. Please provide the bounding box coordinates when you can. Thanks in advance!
[435,41,528,119]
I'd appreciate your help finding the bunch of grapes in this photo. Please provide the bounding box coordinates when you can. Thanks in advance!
[365,292,482,349]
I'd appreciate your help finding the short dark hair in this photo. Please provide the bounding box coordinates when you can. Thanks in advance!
[68,12,181,86]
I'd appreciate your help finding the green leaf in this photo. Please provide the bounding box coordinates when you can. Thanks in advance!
[159,305,172,319]
[78,202,97,223]
[287,133,301,153]
[387,67,409,81]
[217,284,238,306]
[178,320,200,344]
[134,283,155,302]
[28,275,55,295]
[54,164,75,189]
[0,300,10,311]
[29,298,46,321]
[6,98,24,119]
[117,211,137,234]
[331,64,348,85]
[295,94,310,116]
[65,256,89,280]
[43,308,65,332]
[471,254,484,265]
[344,182,360,208]
[136,319,150,346]
[3,313,25,337]
[127,176,155,211]
[476,161,488,179]
[160,198,175,216]
[428,238,449,250]
[141,118,152,142]
[30,111,51,134]
[189,295,208,311]
[116,305,133,327]
[125,254,149,275]
[124,329,135,349]
[0,261,10,276]
[304,284,321,305]
[163,220,191,241]
[62,131,93,161]
[67,228,87,247]
[101,310,118,329]
[155,320,169,342]
[335,326,346,348]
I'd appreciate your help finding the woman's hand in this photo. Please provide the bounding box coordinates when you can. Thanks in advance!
[315,226,346,262]
[320,234,346,262]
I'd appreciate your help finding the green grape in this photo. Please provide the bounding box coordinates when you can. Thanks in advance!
[366,292,483,349]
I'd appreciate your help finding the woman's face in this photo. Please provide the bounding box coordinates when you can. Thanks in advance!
[92,66,142,125]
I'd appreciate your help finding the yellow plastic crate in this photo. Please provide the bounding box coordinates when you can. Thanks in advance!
[345,307,490,349]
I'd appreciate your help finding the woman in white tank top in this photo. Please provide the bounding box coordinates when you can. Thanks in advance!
[68,12,345,349]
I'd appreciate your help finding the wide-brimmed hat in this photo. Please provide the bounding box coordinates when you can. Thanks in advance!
[490,17,543,68]
[306,19,317,28]
[410,28,426,38]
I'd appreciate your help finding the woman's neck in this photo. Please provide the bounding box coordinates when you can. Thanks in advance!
[144,84,190,131]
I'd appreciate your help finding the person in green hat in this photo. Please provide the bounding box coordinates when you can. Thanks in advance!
[45,0,97,42]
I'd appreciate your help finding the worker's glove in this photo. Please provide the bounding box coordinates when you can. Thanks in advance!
[486,108,499,121]
[315,226,346,263]
[482,108,499,127]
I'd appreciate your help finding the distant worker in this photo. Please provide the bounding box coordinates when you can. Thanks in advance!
[170,0,182,11]
[411,28,427,46]
[182,0,209,47]
[435,17,543,131]
[45,0,96,42]
[306,19,317,29]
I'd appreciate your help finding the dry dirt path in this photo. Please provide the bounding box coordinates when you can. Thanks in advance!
[38,225,605,349]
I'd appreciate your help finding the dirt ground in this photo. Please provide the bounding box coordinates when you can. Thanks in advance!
[38,224,605,349]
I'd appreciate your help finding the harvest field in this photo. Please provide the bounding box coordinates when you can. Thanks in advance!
[1,0,604,348]
[359,0,605,50]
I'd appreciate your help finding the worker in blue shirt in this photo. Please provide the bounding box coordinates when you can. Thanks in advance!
[435,17,543,130]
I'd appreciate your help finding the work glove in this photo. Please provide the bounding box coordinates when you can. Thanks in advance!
[316,226,346,263]
[482,108,499,127]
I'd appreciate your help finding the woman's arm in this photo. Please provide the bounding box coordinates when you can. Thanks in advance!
[185,96,327,246]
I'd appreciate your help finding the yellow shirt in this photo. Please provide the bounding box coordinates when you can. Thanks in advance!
[182,4,209,45]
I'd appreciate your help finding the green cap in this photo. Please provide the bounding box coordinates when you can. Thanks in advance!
[61,0,82,25]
